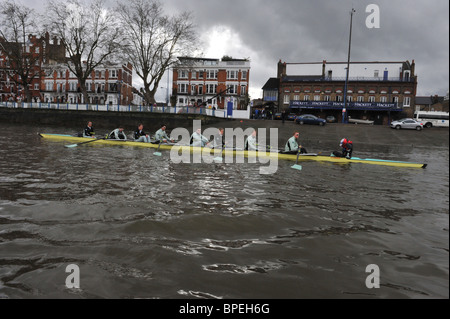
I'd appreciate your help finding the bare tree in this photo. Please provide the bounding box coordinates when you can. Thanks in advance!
[45,0,125,104]
[117,0,198,105]
[0,0,42,103]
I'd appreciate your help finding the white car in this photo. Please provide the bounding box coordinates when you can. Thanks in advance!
[390,118,424,131]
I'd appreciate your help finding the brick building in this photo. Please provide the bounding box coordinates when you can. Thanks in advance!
[1,32,133,105]
[172,56,250,110]
[0,33,66,102]
[263,60,418,124]
[41,62,133,106]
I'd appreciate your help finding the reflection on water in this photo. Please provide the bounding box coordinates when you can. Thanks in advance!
[0,124,448,299]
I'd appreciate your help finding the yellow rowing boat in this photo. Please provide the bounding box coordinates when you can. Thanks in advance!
[38,133,427,169]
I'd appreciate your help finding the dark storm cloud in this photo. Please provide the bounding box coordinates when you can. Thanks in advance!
[163,0,449,96]
[21,0,449,96]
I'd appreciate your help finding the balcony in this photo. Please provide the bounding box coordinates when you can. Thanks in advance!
[290,100,403,111]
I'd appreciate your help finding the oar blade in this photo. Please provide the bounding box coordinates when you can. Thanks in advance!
[64,144,78,148]
[154,152,162,157]
[291,164,303,171]
[213,157,223,162]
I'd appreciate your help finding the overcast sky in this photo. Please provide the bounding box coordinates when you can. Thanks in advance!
[23,0,450,101]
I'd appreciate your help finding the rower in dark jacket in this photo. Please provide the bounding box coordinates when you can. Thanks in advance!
[134,124,151,143]
[83,121,95,138]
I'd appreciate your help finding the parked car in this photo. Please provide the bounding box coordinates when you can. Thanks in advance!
[287,114,297,121]
[274,113,282,120]
[296,114,327,126]
[390,119,424,131]
[326,115,337,123]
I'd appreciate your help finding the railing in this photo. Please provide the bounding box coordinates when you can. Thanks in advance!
[0,101,251,118]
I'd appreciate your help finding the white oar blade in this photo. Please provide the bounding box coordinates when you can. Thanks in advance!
[154,152,162,157]
[291,164,303,171]
[65,144,78,148]
[213,157,223,162]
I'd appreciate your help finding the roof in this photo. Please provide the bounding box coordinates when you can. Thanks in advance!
[282,75,324,82]
[262,78,279,90]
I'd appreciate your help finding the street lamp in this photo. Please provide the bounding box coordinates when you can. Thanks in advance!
[343,8,356,124]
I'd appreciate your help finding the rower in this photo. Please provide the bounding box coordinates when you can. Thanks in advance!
[155,125,174,143]
[134,123,151,143]
[245,130,258,151]
[208,128,225,149]
[109,126,127,140]
[333,138,353,159]
[83,121,95,138]
[190,128,209,147]
[284,131,308,154]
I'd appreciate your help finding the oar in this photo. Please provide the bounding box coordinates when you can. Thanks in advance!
[213,144,225,162]
[291,149,303,171]
[154,140,163,157]
[65,138,105,148]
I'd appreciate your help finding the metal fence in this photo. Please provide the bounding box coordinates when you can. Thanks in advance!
[0,101,229,118]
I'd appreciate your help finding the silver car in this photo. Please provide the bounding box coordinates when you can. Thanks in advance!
[390,118,424,131]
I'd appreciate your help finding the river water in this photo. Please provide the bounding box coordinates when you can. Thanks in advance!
[0,122,448,299]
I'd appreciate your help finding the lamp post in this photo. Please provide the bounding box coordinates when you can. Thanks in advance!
[342,8,356,124]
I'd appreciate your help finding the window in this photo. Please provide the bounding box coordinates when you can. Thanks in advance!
[198,71,204,79]
[357,96,364,102]
[284,94,290,105]
[347,96,353,102]
[368,96,375,103]
[34,83,39,90]
[227,84,238,94]
[324,95,331,102]
[241,71,247,80]
[294,95,300,101]
[192,71,196,79]
[46,82,52,91]
[191,85,196,95]
[110,70,117,78]
[303,95,310,101]
[241,85,247,96]
[393,97,399,104]
[380,96,387,103]
[70,82,77,92]
[314,95,321,101]
[206,84,217,94]
[198,85,203,95]
[35,47,40,53]
[336,96,343,102]
[179,84,188,94]
[179,70,188,79]
[404,97,411,107]
[206,70,218,79]
[227,70,238,80]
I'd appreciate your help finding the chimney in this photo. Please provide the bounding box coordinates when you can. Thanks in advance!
[411,60,415,76]
[277,60,286,78]
[322,60,327,78]
[328,70,333,79]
